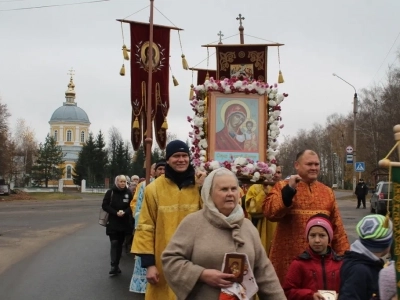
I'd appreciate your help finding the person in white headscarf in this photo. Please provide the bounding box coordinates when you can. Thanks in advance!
[161,168,285,300]
[102,175,133,276]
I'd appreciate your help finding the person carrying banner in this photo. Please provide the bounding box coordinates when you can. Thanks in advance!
[131,140,206,300]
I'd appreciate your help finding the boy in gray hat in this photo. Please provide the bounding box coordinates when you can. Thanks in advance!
[339,214,393,300]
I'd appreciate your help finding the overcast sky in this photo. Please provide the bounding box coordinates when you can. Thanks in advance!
[1,0,399,150]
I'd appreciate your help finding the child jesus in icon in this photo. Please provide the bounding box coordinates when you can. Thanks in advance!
[243,120,257,151]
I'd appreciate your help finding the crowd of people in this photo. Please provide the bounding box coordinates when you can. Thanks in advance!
[101,141,397,300]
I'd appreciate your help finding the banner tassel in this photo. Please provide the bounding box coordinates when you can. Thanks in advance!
[172,75,179,86]
[122,44,130,61]
[120,64,125,76]
[181,54,189,70]
[132,117,139,129]
[205,71,210,81]
[278,70,284,84]
[189,84,194,100]
[161,117,168,129]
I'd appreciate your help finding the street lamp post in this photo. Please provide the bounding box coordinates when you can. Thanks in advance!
[333,73,358,191]
[331,124,346,189]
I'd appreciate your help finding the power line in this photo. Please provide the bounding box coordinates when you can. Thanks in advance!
[0,0,109,11]
[0,0,28,3]
[370,29,400,83]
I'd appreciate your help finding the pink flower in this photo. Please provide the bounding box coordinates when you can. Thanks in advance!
[279,124,284,129]
[274,83,278,88]
[187,116,193,122]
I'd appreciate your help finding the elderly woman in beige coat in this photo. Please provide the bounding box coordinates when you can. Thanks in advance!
[161,168,285,300]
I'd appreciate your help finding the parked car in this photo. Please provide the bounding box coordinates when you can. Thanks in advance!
[0,184,10,196]
[370,181,393,215]
[332,184,338,189]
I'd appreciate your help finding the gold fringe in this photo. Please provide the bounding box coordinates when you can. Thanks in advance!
[384,165,392,228]
[172,76,179,86]
[181,54,189,70]
[189,84,194,100]
[132,117,139,129]
[122,44,130,61]
[278,70,284,83]
[120,64,125,76]
[205,71,210,81]
[161,117,168,129]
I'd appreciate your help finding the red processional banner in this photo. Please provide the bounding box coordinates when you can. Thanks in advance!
[129,21,172,150]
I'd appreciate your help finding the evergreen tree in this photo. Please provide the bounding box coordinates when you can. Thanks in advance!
[93,130,108,184]
[73,130,109,187]
[132,145,145,177]
[73,133,96,185]
[31,134,65,187]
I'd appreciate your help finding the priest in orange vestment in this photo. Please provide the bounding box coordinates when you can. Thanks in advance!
[263,150,350,284]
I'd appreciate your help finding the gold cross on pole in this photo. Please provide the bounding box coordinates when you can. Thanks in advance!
[217,30,224,44]
[236,14,245,27]
[67,67,75,78]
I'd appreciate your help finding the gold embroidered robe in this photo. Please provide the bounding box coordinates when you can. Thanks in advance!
[245,184,277,254]
[263,180,349,284]
[131,175,202,300]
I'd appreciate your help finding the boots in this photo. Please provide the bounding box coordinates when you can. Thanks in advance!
[109,240,120,275]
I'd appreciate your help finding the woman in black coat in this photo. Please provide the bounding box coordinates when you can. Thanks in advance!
[102,175,133,275]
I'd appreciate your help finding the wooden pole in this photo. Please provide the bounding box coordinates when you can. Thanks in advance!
[145,0,154,185]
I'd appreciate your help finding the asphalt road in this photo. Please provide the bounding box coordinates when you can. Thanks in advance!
[0,190,368,300]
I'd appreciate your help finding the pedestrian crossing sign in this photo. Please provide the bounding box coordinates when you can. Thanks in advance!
[355,162,365,172]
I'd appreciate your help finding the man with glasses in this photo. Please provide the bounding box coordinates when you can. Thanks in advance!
[244,165,282,253]
[355,178,368,209]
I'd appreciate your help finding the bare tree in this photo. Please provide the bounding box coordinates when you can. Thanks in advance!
[0,96,11,179]
[10,118,37,186]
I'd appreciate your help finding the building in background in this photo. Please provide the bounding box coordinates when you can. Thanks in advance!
[48,74,90,187]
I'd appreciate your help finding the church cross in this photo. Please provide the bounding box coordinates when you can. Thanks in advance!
[236,14,245,44]
[133,129,140,141]
[67,67,75,78]
[217,31,224,44]
[236,14,245,27]
[157,129,165,141]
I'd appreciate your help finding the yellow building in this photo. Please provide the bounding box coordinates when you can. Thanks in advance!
[48,75,90,187]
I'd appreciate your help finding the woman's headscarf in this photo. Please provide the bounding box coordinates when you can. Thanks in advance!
[201,168,244,225]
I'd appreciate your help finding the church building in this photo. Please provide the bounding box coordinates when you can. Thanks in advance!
[48,74,90,187]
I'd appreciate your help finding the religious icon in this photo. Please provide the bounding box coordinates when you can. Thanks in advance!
[140,41,160,70]
[215,101,249,152]
[242,119,258,151]
[209,93,266,163]
[230,64,254,80]
[223,254,245,283]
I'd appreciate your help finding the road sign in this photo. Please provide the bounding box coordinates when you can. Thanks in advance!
[346,154,353,164]
[355,162,365,172]
[346,146,353,153]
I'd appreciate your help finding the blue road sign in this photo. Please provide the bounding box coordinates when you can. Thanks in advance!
[346,154,353,164]
[355,162,365,172]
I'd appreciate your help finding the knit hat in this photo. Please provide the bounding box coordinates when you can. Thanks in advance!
[379,262,397,300]
[305,214,333,242]
[155,159,166,170]
[166,140,190,160]
[356,214,393,252]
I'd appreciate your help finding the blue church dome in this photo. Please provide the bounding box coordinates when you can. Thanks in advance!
[50,105,90,124]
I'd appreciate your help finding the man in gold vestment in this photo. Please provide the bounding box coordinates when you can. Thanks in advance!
[263,150,349,284]
[131,140,206,300]
[245,165,282,253]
